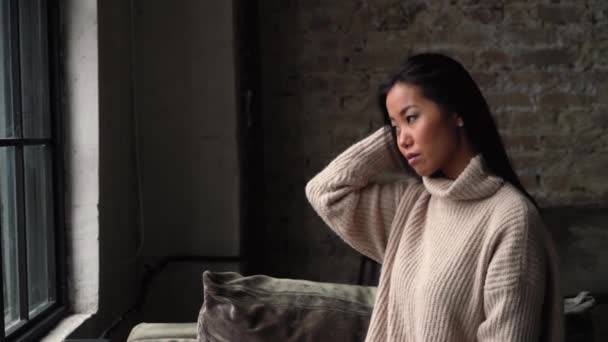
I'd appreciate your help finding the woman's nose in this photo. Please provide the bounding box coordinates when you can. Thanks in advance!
[397,128,411,148]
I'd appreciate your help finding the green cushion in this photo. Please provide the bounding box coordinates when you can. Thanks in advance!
[127,323,197,342]
[197,271,377,342]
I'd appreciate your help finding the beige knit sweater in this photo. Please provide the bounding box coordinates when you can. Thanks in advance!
[305,126,564,342]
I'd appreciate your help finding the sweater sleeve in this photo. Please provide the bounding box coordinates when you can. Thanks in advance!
[305,126,421,264]
[477,202,548,342]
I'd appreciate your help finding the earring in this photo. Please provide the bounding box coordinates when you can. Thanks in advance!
[458,122,464,127]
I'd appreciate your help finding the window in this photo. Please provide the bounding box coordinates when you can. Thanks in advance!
[0,0,66,340]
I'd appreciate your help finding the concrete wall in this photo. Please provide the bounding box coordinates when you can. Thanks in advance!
[62,0,101,316]
[67,0,141,339]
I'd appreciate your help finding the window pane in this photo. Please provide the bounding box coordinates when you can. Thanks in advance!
[24,145,55,314]
[0,0,18,138]
[20,0,51,139]
[0,147,20,329]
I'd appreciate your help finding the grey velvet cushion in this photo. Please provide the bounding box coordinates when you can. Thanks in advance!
[197,271,377,342]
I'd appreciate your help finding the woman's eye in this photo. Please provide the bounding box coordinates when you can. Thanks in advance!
[406,115,417,123]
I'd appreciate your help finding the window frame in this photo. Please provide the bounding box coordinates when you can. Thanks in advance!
[0,0,67,341]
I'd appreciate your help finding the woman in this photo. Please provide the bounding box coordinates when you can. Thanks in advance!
[305,53,564,342]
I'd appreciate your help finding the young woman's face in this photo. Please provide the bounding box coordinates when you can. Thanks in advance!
[385,82,465,178]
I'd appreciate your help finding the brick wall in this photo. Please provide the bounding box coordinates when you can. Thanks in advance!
[257,0,608,288]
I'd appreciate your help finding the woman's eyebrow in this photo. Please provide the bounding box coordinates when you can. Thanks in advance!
[400,105,416,116]
[388,105,416,122]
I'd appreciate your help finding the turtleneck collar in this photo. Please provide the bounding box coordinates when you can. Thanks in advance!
[422,153,504,201]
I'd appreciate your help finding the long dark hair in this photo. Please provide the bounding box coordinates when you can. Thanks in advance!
[377,53,540,211]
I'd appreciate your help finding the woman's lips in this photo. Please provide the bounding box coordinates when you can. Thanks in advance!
[407,155,420,164]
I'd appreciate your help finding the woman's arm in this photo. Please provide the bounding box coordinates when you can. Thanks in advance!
[305,126,421,263]
[477,201,552,341]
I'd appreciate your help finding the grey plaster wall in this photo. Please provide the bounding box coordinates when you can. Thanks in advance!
[129,0,242,331]
[69,0,241,340]
[133,0,240,260]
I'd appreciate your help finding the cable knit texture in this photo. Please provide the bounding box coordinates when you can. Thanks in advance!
[305,126,564,342]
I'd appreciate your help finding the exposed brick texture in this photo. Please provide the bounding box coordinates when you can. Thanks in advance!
[256,0,608,306]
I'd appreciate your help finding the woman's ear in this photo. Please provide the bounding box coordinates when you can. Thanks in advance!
[452,112,464,127]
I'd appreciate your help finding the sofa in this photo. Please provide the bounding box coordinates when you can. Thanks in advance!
[127,322,197,342]
[127,271,598,342]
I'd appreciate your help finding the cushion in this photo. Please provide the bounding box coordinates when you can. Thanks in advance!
[127,322,197,342]
[197,271,377,342]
